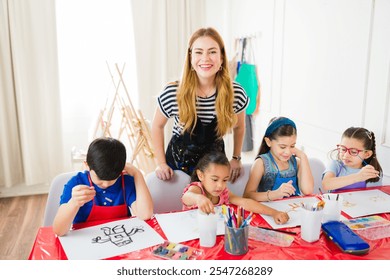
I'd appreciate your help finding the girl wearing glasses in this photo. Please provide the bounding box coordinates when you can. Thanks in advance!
[322,127,383,191]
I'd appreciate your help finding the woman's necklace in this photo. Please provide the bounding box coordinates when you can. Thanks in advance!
[198,86,216,98]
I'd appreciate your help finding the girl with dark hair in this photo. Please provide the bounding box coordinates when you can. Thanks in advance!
[182,151,289,225]
[322,127,382,191]
[243,117,314,202]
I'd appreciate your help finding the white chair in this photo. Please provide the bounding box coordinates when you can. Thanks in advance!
[227,163,252,197]
[43,171,77,227]
[145,170,191,214]
[308,157,326,194]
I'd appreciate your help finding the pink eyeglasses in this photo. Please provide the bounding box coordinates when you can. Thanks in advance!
[336,144,365,156]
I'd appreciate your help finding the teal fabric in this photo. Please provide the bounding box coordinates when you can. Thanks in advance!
[235,63,258,115]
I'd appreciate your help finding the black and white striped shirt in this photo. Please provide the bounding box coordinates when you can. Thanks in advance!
[157,82,249,137]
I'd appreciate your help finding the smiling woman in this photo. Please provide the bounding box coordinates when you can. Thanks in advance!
[151,27,249,183]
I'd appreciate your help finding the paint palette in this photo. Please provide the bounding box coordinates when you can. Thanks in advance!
[152,241,204,260]
[343,215,390,240]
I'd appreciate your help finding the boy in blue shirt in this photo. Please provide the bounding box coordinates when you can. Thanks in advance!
[53,137,153,236]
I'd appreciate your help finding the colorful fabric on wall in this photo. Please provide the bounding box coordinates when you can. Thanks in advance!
[235,63,259,115]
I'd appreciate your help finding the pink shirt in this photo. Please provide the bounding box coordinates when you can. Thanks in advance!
[182,181,230,211]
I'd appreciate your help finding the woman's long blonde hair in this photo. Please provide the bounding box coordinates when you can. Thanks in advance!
[177,27,237,138]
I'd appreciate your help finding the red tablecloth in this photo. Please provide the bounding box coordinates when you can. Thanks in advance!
[29,186,390,260]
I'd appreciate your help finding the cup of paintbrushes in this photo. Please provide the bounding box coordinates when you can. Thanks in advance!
[300,202,324,242]
[224,222,249,255]
[322,193,343,223]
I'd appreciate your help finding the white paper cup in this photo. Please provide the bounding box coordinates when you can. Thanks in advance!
[322,193,343,223]
[301,204,324,243]
[197,209,217,247]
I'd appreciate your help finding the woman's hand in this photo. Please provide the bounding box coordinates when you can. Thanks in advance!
[69,185,96,207]
[229,159,242,183]
[155,163,174,181]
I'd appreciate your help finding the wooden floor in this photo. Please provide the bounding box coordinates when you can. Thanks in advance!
[0,194,48,260]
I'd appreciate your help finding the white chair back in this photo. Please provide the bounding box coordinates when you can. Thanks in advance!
[227,163,252,197]
[43,171,77,227]
[146,170,191,214]
[308,157,326,194]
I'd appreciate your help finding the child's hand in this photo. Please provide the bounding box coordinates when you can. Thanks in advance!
[196,196,215,214]
[291,147,306,159]
[358,165,380,181]
[272,211,289,224]
[70,185,96,207]
[123,162,139,177]
[275,180,296,199]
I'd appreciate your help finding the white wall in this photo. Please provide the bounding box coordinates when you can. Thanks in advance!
[205,0,390,184]
[56,0,138,170]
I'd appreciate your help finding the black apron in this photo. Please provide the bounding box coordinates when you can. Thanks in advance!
[166,117,225,175]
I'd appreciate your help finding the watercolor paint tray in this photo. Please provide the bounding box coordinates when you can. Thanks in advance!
[248,226,294,247]
[343,215,390,241]
[152,241,204,260]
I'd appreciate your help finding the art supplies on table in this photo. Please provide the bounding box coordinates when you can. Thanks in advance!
[248,226,294,247]
[301,202,324,242]
[224,223,249,255]
[321,193,344,223]
[341,189,390,218]
[222,205,252,228]
[343,215,390,240]
[197,209,218,247]
[222,205,250,255]
[322,221,370,255]
[152,241,204,260]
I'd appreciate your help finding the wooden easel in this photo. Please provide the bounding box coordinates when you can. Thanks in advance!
[92,62,157,174]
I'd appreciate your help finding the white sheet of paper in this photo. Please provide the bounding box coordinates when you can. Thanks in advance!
[154,206,225,243]
[340,189,390,218]
[59,217,164,260]
[261,196,320,229]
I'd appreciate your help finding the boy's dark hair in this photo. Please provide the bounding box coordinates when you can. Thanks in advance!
[86,137,126,180]
[257,116,297,156]
[191,151,230,182]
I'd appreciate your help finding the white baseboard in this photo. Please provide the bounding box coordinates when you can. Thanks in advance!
[0,183,49,198]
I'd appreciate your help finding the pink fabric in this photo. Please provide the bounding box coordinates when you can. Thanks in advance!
[182,181,230,210]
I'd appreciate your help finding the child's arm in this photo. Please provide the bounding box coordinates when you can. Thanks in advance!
[53,184,96,236]
[243,159,295,201]
[229,192,289,224]
[125,163,153,220]
[182,185,215,214]
[322,165,380,191]
[293,148,314,195]
[243,158,269,201]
